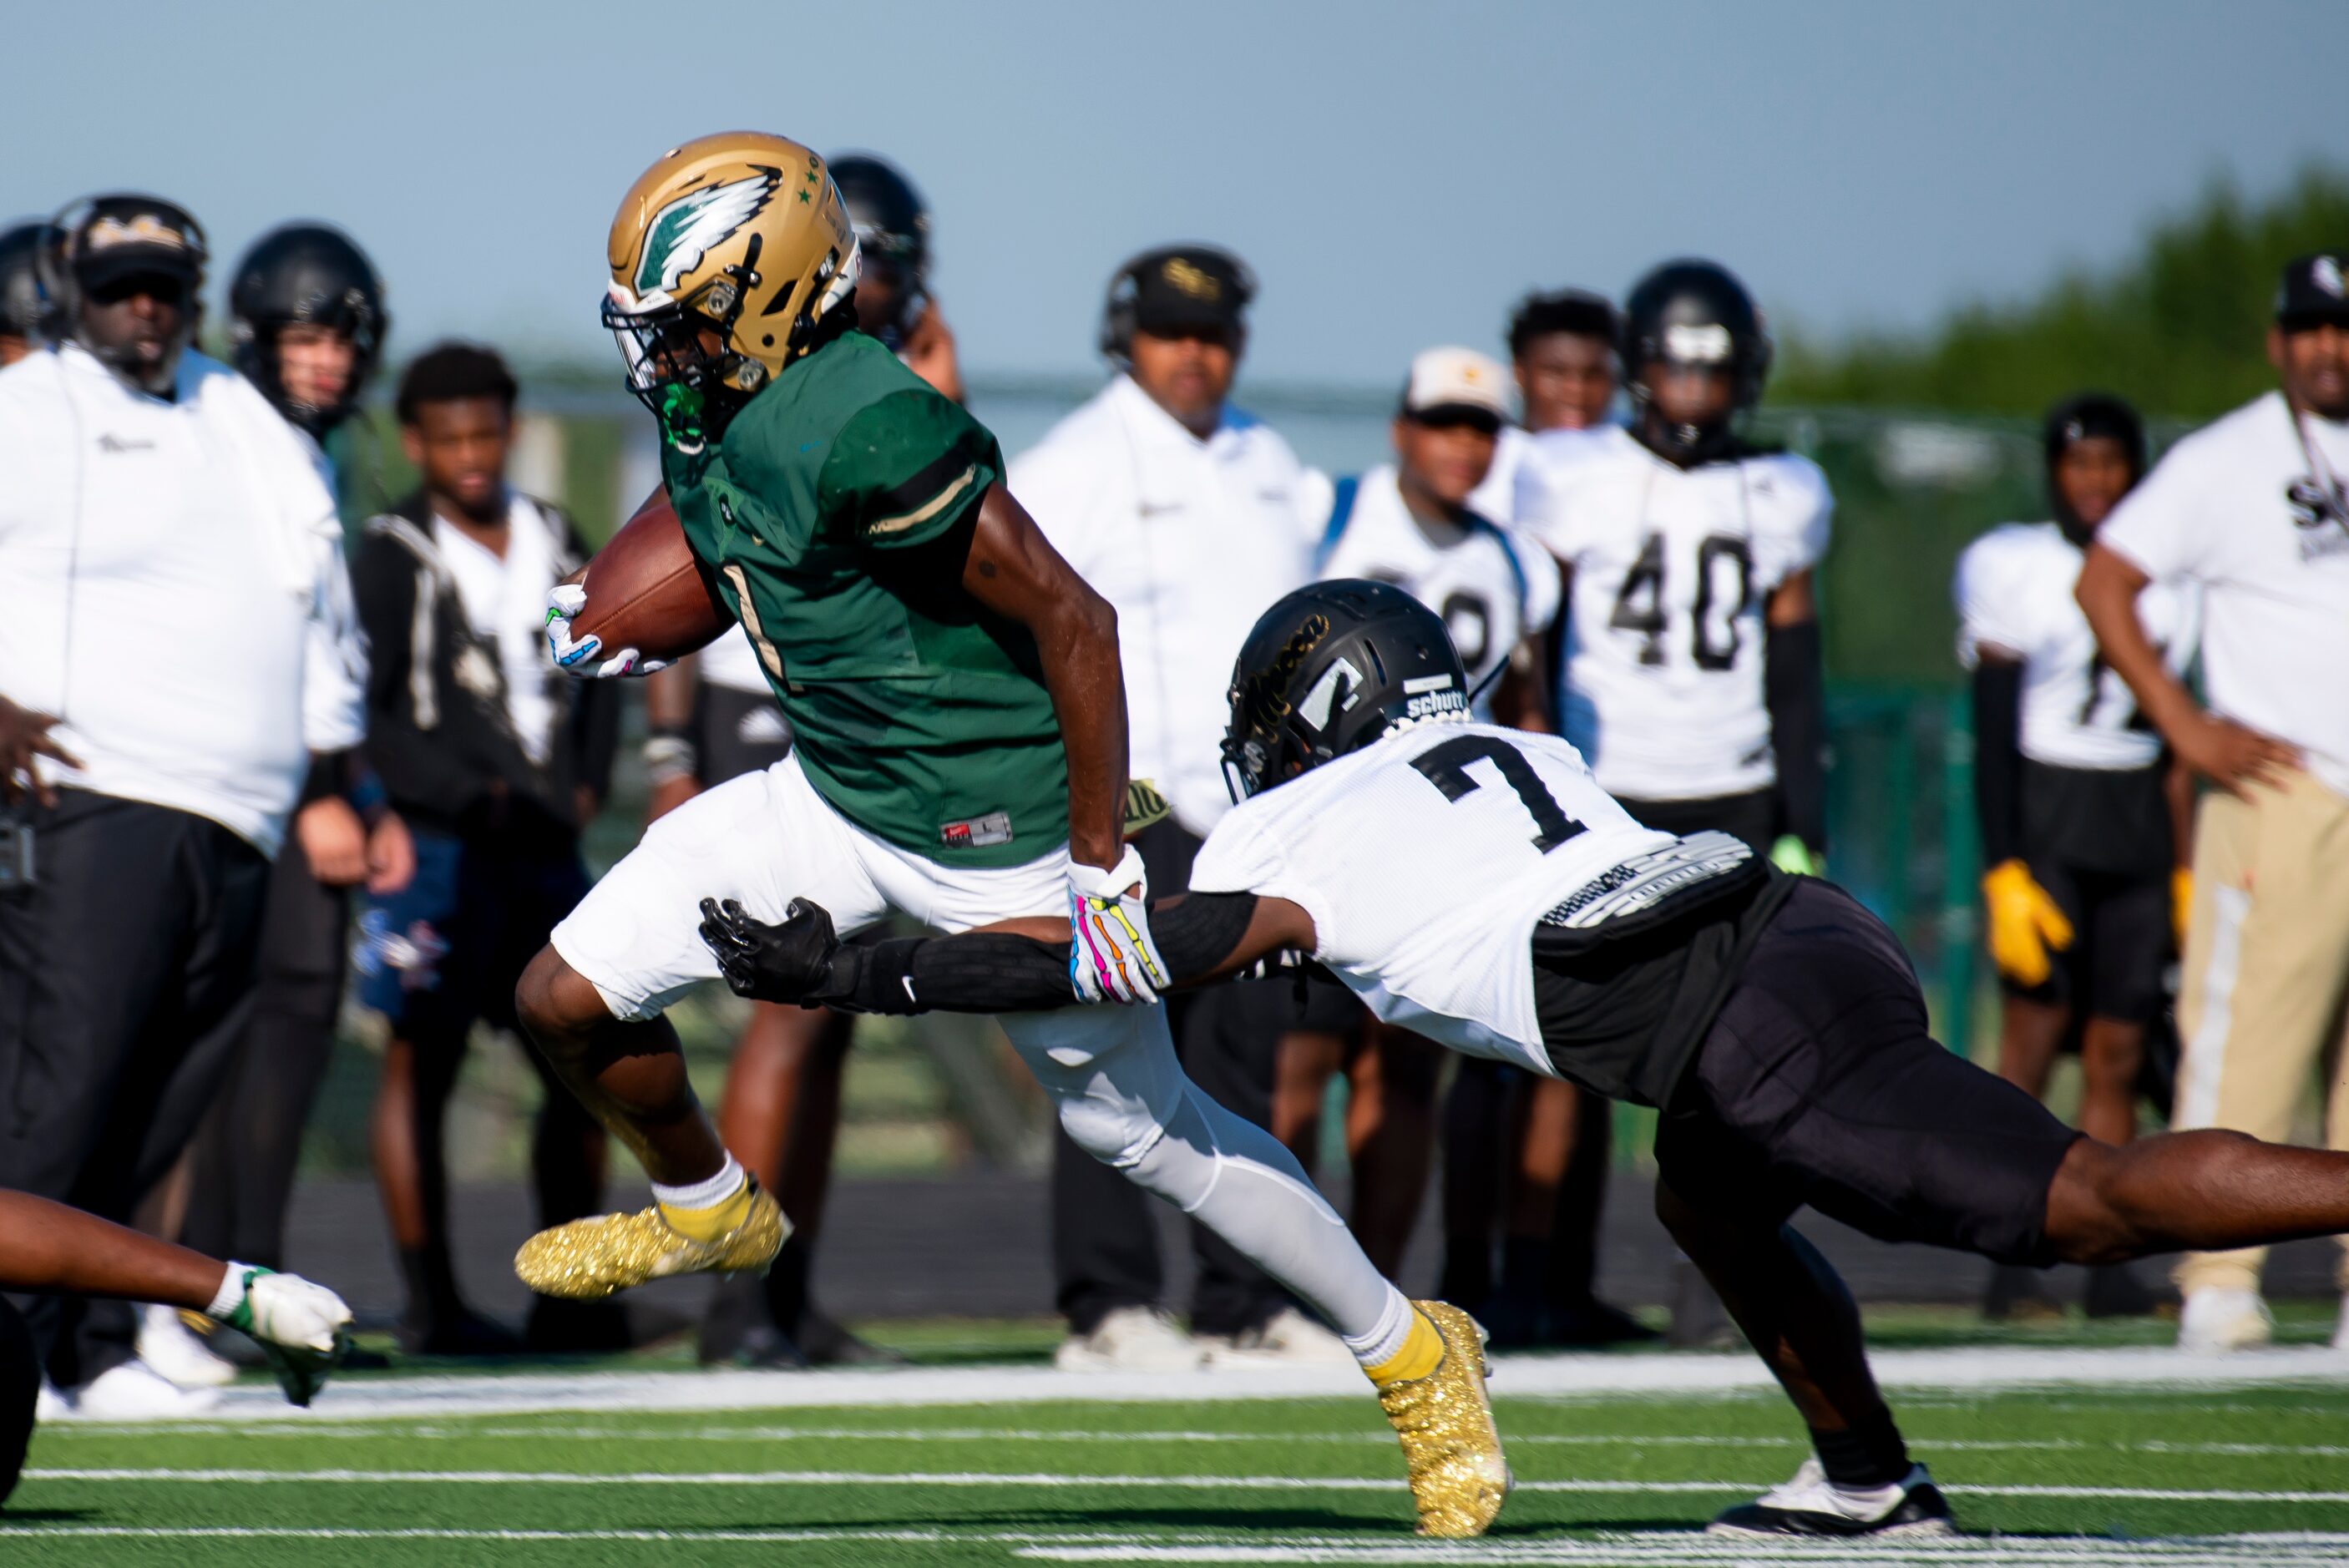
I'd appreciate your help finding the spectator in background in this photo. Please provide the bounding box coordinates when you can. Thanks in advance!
[0,220,53,366]
[1515,259,1832,1347]
[0,195,372,1416]
[2078,252,2349,1355]
[1471,289,1619,520]
[350,344,620,1354]
[155,224,411,1391]
[1956,393,2193,1322]
[1012,244,1339,1368]
[645,152,953,1370]
[1289,347,1561,1303]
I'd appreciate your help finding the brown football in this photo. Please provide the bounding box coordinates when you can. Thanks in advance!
[564,488,732,665]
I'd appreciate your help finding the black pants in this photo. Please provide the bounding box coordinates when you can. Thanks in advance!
[0,792,268,1385]
[0,1295,33,1507]
[180,841,350,1271]
[1050,818,1293,1338]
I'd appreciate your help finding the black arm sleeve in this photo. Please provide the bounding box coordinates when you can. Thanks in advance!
[814,892,1267,1015]
[1970,658,2025,868]
[1764,617,1827,853]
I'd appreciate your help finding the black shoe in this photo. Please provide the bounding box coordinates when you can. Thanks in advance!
[1709,1460,1956,1538]
[795,1308,908,1368]
[401,1309,526,1358]
[1542,1297,1661,1348]
[2084,1262,2169,1319]
[1982,1262,2065,1323]
[526,1296,635,1354]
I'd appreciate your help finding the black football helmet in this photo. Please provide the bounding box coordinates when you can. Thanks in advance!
[0,221,58,349]
[1621,259,1771,463]
[829,154,930,349]
[1221,579,1469,802]
[229,223,387,437]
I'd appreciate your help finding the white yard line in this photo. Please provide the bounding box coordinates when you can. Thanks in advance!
[58,1421,2349,1462]
[67,1344,2349,1424]
[24,1466,2349,1505]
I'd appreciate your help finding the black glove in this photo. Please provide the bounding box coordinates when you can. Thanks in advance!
[698,897,840,1003]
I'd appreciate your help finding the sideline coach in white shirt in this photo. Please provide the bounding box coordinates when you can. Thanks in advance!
[1012,245,1335,1368]
[2078,252,2349,1353]
[0,195,366,1401]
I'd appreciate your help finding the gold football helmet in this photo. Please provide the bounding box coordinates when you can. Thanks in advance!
[603,131,858,439]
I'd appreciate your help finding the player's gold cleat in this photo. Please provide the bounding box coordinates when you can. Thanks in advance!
[1373,1300,1511,1538]
[513,1181,787,1300]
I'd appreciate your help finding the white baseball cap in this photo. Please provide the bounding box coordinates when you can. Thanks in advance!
[1401,346,1511,422]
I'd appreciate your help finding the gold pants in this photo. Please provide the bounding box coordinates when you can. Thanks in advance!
[2172,766,2349,1295]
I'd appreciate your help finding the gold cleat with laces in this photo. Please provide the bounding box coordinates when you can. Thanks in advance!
[1374,1299,1511,1537]
[514,1181,787,1301]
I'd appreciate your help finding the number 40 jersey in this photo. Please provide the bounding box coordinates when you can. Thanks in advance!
[1514,425,1831,802]
[1190,720,1760,1105]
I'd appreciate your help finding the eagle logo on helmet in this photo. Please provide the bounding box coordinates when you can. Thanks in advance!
[637,171,779,296]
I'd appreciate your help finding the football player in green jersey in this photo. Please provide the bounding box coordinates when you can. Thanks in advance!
[512,132,1503,1538]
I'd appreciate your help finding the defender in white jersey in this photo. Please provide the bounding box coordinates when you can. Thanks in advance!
[1515,260,1829,874]
[1956,394,2195,1323]
[713,579,2349,1544]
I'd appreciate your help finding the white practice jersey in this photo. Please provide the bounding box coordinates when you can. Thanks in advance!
[1954,522,2199,771]
[1515,425,1832,802]
[1190,721,1749,1080]
[1317,466,1562,719]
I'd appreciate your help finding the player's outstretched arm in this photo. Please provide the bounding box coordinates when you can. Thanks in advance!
[697,892,1316,1016]
[0,1190,352,1406]
[959,483,1170,1003]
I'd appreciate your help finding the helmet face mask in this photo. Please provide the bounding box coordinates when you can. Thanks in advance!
[1220,580,1471,803]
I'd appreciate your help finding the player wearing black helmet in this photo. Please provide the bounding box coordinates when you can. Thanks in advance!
[712,577,2349,1544]
[229,223,388,442]
[1955,392,2192,1324]
[832,152,961,401]
[0,221,57,366]
[1512,258,1830,1344]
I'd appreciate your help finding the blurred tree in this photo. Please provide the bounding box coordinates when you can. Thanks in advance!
[1774,165,2349,419]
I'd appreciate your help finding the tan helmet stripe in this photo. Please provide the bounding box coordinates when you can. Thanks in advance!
[721,564,786,681]
[865,463,978,537]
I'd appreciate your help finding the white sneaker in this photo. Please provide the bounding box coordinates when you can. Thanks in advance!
[68,1358,222,1419]
[1709,1456,1955,1538]
[35,1380,70,1422]
[1200,1306,1359,1368]
[1054,1307,1201,1373]
[2330,1292,2349,1352]
[138,1302,237,1388]
[2177,1287,2273,1353]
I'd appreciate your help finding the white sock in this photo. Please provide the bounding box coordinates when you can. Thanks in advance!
[651,1155,746,1211]
[1341,1287,1417,1369]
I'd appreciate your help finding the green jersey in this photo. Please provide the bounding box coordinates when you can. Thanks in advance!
[663,331,1068,867]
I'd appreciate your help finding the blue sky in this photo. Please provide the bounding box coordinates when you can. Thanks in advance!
[8,0,2342,386]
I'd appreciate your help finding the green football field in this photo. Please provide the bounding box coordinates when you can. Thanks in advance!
[12,1318,2349,1568]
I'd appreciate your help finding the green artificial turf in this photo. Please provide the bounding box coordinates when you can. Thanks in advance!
[12,1377,2349,1565]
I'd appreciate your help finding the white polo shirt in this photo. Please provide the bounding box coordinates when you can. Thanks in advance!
[0,344,365,857]
[1010,374,1331,837]
[2099,391,2349,797]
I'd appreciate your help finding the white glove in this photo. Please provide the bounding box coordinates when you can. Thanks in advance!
[210,1264,353,1408]
[1067,844,1170,1004]
[544,583,670,678]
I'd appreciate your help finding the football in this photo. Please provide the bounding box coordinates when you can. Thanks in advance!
[564,488,732,665]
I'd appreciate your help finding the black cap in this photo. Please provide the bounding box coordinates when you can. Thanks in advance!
[67,195,205,291]
[1125,245,1253,335]
[2276,252,2349,329]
